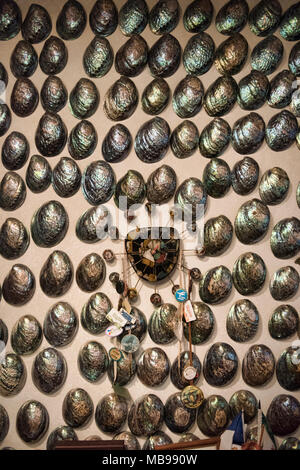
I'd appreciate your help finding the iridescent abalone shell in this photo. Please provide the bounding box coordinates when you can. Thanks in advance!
[2,264,35,306]
[291,86,300,117]
[113,432,140,450]
[0,104,11,137]
[11,315,42,355]
[231,112,265,154]
[0,319,8,347]
[104,76,138,121]
[289,41,300,76]
[148,34,181,78]
[268,70,295,108]
[238,70,270,111]
[199,118,231,158]
[39,36,68,75]
[203,76,238,117]
[149,303,178,344]
[44,302,78,348]
[269,266,299,301]
[83,36,113,78]
[41,76,68,113]
[259,167,289,206]
[267,395,300,437]
[0,62,8,88]
[102,124,131,163]
[297,182,300,208]
[143,431,172,449]
[165,392,196,433]
[16,400,49,443]
[107,351,137,386]
[115,35,148,77]
[114,170,146,209]
[52,157,81,198]
[172,75,204,118]
[119,307,147,343]
[234,198,270,244]
[203,342,238,387]
[179,432,199,442]
[242,344,275,386]
[81,292,111,334]
[147,165,176,204]
[170,351,201,390]
[2,131,29,170]
[141,78,170,115]
[89,0,118,37]
[251,35,283,75]
[11,77,39,117]
[78,341,108,382]
[203,215,233,256]
[183,302,214,344]
[270,217,300,259]
[0,172,26,211]
[25,155,52,193]
[149,0,179,35]
[248,0,282,37]
[10,40,38,78]
[63,388,93,428]
[76,253,106,293]
[199,266,232,304]
[82,160,116,205]
[0,217,29,260]
[56,0,86,40]
[68,120,97,160]
[183,0,213,33]
[119,0,148,36]
[0,405,9,443]
[175,177,207,220]
[171,120,199,159]
[39,251,73,298]
[279,437,300,450]
[216,0,249,35]
[203,158,231,198]
[183,32,215,75]
[266,110,298,151]
[229,390,258,424]
[276,347,300,391]
[76,205,110,244]
[47,426,78,450]
[0,0,21,40]
[232,252,266,295]
[268,304,299,340]
[31,200,69,248]
[135,117,170,163]
[197,395,230,437]
[214,33,248,75]
[128,394,164,437]
[69,78,99,119]
[137,347,170,387]
[280,3,300,41]
[35,112,67,157]
[21,4,51,44]
[226,299,259,342]
[32,347,67,394]
[0,353,26,396]
[231,157,259,195]
[95,393,127,434]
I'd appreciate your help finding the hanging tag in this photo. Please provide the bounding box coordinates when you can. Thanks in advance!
[184,300,196,322]
[106,308,127,328]
[105,325,123,337]
[123,297,132,314]
[109,347,123,362]
[120,308,136,325]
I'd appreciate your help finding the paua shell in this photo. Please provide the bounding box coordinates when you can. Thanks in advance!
[83,36,113,78]
[270,266,299,301]
[31,200,69,248]
[2,131,29,170]
[114,170,146,209]
[11,315,42,355]
[0,0,21,40]
[165,393,196,433]
[95,393,127,434]
[149,303,178,344]
[179,433,199,442]
[226,299,259,342]
[142,78,170,115]
[69,78,99,119]
[81,292,111,334]
[52,157,81,198]
[89,0,118,37]
[183,0,213,33]
[21,4,52,44]
[148,34,181,78]
[289,41,300,76]
[266,110,298,151]
[102,124,131,163]
[231,112,265,154]
[232,252,266,295]
[203,76,238,117]
[203,158,231,198]
[76,206,110,243]
[269,304,299,339]
[297,182,300,207]
[238,70,270,110]
[216,0,249,35]
[291,86,300,117]
[203,342,238,387]
[25,155,52,193]
[44,302,78,348]
[251,35,283,75]
[76,253,106,292]
[259,167,289,206]
[197,395,230,437]
[32,347,67,394]
[104,76,138,121]
[41,76,68,113]
[268,70,295,108]
[40,251,73,298]
[47,426,78,450]
[214,33,248,75]
[147,165,176,204]
[56,0,86,40]
[199,266,232,304]
[115,35,148,77]
[0,172,26,211]
[199,118,231,158]
[0,62,8,87]
[143,431,172,449]
[249,0,282,37]
[171,120,199,159]
[137,347,170,387]
[0,405,9,442]
[68,120,97,160]
[113,432,140,450]
[172,75,204,118]
[183,302,214,344]
[16,401,49,443]
[39,36,68,75]
[63,389,93,428]
[149,0,179,35]
[267,395,300,437]
[242,344,275,386]
[270,217,300,259]
[279,437,300,450]
[0,217,29,259]
[280,3,300,41]
[234,199,270,244]
[0,319,8,347]
[183,32,215,75]
[119,307,147,343]
[81,161,116,205]
[11,78,39,117]
[128,394,164,437]
[175,177,207,220]
[107,351,137,386]
[276,347,300,391]
[0,353,26,396]
[135,117,170,163]
[170,351,201,389]
[78,341,108,382]
[231,157,259,195]
[119,0,148,36]
[229,390,258,424]
[0,104,11,137]
[2,264,35,306]
[203,215,233,256]
[10,40,38,78]
[35,112,67,157]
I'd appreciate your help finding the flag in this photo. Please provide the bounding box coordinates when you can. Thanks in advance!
[220,412,245,450]
[244,401,277,450]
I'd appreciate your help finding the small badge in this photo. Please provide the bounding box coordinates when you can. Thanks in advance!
[175,289,188,302]
[183,365,197,381]
[120,308,136,325]
[109,347,123,362]
[106,308,127,328]
[120,334,140,353]
[181,385,204,409]
[105,325,123,337]
[184,300,196,322]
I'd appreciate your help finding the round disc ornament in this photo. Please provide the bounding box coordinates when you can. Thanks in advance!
[181,385,204,409]
[109,348,123,362]
[183,366,197,381]
[120,335,140,353]
[175,289,188,302]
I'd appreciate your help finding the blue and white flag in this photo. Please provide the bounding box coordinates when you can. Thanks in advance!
[220,412,245,450]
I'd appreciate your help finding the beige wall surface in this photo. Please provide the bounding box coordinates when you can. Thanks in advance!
[0,0,299,450]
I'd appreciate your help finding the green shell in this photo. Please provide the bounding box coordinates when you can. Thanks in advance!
[268,304,299,340]
[214,33,248,75]
[16,400,49,443]
[269,266,299,301]
[231,157,259,196]
[63,388,94,428]
[249,0,282,37]
[141,78,170,115]
[0,405,9,443]
[216,0,249,35]
[203,76,238,117]
[44,302,78,348]
[81,292,111,334]
[280,3,300,41]
[32,347,67,394]
[95,393,127,434]
[259,167,290,205]
[267,395,300,437]
[149,303,178,344]
[56,0,87,40]
[199,118,231,158]
[268,70,295,109]
[199,266,232,304]
[270,217,300,259]
[46,426,78,450]
[172,75,204,118]
[289,41,300,76]
[234,198,270,244]
[183,302,214,344]
[266,110,298,151]
[171,120,199,159]
[108,352,137,387]
[0,217,29,260]
[251,35,283,75]
[128,394,164,437]
[149,0,180,35]
[203,158,231,198]
[233,252,266,295]
[183,0,213,33]
[11,315,42,355]
[183,32,215,75]
[229,390,258,424]
[237,70,270,110]
[204,342,238,387]
[276,347,300,391]
[165,393,196,433]
[83,36,113,78]
[242,344,275,386]
[137,347,169,387]
[203,215,233,256]
[119,0,148,36]
[0,353,26,396]
[231,112,265,154]
[78,341,108,383]
[227,299,259,343]
[197,395,230,437]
